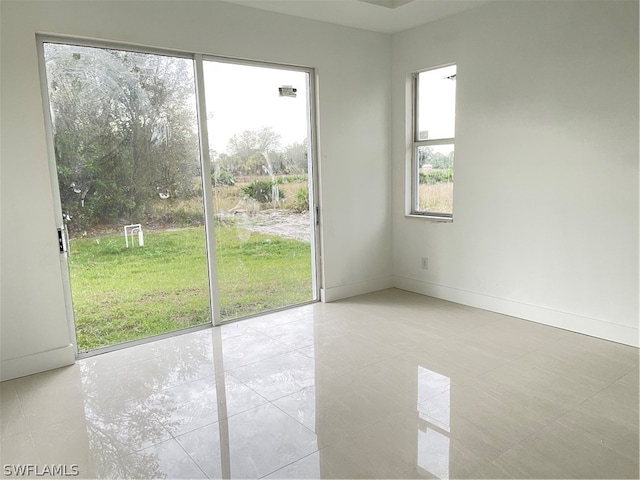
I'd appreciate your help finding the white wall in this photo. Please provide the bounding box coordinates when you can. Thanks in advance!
[2,0,637,382]
[391,0,639,346]
[0,0,393,380]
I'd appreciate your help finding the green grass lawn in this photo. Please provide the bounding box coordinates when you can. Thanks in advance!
[69,225,312,351]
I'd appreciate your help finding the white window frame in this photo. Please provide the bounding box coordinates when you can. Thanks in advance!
[410,64,456,220]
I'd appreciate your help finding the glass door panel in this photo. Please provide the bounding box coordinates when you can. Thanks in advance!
[203,60,316,321]
[42,43,211,352]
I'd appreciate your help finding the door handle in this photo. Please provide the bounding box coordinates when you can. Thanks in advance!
[57,227,68,254]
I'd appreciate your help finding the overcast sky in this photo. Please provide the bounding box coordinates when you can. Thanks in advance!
[203,61,309,154]
[418,64,456,140]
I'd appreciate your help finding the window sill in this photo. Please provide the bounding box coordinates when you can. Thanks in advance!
[405,213,453,223]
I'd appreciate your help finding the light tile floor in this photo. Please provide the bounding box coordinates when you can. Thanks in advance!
[1,289,638,479]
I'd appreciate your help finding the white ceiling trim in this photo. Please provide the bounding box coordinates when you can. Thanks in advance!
[221,0,491,35]
[358,0,417,9]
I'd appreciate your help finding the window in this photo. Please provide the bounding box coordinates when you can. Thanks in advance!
[411,64,456,218]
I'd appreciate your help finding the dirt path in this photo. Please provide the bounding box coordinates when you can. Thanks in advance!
[79,211,313,242]
[231,211,312,242]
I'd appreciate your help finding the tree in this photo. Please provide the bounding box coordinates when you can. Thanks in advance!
[44,43,200,232]
[418,147,453,169]
[282,140,308,174]
[225,127,281,175]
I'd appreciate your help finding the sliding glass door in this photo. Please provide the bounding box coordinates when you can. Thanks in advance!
[203,60,317,322]
[40,39,319,354]
[41,43,210,353]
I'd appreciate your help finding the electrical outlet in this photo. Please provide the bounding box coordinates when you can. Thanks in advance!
[421,257,428,269]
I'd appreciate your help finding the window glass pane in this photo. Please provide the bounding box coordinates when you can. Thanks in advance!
[203,60,315,322]
[417,65,456,141]
[42,43,210,351]
[417,144,454,215]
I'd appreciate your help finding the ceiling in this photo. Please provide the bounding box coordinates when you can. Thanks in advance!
[222,0,491,35]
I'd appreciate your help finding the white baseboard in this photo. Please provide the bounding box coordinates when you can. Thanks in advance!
[393,276,639,348]
[321,276,394,303]
[1,344,75,381]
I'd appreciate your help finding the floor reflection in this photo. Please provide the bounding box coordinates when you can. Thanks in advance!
[77,321,454,478]
[9,291,630,479]
[417,367,451,479]
[78,325,320,478]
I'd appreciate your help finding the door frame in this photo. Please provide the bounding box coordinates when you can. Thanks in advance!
[37,35,322,357]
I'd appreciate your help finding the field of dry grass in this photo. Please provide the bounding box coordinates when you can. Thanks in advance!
[419,182,453,214]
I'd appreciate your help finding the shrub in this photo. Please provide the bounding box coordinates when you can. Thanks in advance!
[241,179,284,203]
[291,186,309,212]
[212,170,236,186]
[419,169,453,184]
